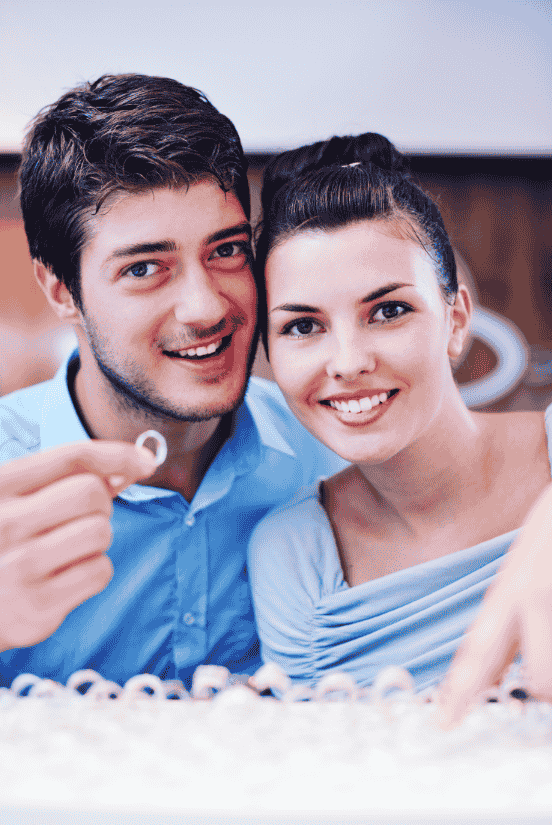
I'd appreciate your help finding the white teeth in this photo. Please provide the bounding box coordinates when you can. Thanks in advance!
[177,338,223,358]
[328,391,393,414]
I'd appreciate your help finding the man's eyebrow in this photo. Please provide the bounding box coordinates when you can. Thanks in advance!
[270,284,411,315]
[104,223,251,262]
[207,222,252,244]
[107,240,177,261]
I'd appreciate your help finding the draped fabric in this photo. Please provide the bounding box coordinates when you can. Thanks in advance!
[249,405,552,691]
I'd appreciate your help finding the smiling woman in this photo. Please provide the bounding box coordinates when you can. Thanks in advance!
[248,133,552,703]
[265,221,472,467]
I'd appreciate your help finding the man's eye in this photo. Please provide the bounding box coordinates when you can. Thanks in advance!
[124,262,159,279]
[371,302,411,323]
[282,318,323,338]
[211,242,248,259]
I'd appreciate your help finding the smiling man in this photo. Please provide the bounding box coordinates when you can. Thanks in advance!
[0,74,345,688]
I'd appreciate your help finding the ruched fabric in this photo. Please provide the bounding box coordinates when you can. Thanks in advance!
[249,405,552,691]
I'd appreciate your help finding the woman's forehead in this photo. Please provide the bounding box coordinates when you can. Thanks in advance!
[265,221,441,304]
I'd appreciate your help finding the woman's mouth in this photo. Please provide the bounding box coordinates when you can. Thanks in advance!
[321,388,399,418]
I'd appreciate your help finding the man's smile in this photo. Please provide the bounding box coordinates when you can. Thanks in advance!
[163,333,233,361]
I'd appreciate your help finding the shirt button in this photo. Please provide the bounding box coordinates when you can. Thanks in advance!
[183,612,195,626]
[185,514,195,527]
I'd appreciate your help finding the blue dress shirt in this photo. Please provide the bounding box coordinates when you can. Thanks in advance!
[0,352,346,689]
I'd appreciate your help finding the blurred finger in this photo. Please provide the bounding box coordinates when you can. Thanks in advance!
[522,602,552,699]
[21,514,113,582]
[437,600,518,727]
[34,553,114,619]
[0,441,157,499]
[0,474,113,550]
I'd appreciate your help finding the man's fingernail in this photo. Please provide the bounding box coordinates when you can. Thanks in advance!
[108,475,126,490]
[135,446,158,467]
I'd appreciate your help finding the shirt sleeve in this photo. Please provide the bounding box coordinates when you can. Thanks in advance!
[248,491,343,684]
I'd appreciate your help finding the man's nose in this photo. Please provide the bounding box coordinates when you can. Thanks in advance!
[325,328,377,381]
[173,267,230,329]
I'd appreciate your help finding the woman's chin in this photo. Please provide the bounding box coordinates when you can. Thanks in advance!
[293,395,411,465]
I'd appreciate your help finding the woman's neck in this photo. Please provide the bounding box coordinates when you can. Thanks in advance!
[354,396,490,530]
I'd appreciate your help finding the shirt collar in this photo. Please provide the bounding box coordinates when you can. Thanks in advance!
[188,382,296,484]
[40,351,295,500]
[40,350,91,451]
[243,380,296,458]
[40,351,176,502]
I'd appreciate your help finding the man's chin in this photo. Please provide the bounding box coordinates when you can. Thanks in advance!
[99,362,248,423]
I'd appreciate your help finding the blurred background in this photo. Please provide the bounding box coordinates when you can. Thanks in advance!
[0,0,550,408]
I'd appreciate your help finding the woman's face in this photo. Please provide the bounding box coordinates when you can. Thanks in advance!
[266,220,469,465]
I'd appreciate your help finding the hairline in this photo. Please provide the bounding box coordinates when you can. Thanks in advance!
[265,213,453,283]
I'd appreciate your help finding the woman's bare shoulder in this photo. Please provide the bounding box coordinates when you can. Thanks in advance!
[478,410,548,467]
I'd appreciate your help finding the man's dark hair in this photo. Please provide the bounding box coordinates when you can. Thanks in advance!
[19,73,250,308]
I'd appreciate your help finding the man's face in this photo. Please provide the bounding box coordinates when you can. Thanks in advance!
[75,181,257,422]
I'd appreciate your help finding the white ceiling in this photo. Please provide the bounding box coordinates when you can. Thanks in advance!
[1,0,550,154]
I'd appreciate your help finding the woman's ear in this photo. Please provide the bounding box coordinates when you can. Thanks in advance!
[447,284,473,361]
[34,262,80,321]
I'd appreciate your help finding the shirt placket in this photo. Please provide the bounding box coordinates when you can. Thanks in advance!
[173,504,208,670]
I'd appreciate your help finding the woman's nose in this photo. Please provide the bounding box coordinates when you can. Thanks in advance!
[325,331,377,381]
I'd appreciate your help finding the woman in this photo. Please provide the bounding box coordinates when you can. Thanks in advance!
[248,133,552,712]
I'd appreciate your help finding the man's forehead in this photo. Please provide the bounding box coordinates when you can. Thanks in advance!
[82,182,251,260]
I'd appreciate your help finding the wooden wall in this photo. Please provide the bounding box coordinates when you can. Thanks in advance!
[1,154,551,410]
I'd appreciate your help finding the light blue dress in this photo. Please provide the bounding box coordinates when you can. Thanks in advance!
[249,406,552,692]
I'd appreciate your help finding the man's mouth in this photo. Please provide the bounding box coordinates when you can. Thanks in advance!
[321,388,399,414]
[163,334,233,361]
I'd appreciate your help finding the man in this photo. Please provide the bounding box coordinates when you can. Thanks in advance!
[0,73,345,688]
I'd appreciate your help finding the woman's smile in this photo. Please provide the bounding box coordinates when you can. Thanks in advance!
[266,220,468,464]
[320,387,400,423]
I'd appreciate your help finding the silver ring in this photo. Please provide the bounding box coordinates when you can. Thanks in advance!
[135,430,168,466]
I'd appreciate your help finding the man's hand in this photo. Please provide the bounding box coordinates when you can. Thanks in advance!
[0,441,156,652]
[438,483,552,726]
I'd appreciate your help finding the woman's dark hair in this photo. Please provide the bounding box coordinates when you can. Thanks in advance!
[255,133,457,351]
[19,73,250,308]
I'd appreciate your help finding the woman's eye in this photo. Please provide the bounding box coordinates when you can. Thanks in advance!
[371,302,411,323]
[124,261,159,279]
[283,318,322,338]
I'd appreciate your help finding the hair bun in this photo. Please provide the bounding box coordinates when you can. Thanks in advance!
[317,133,408,175]
[260,132,409,214]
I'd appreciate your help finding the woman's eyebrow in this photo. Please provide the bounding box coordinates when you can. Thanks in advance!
[270,303,319,314]
[270,283,412,315]
[360,283,411,303]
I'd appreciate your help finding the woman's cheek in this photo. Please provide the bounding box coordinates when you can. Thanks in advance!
[270,346,300,397]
